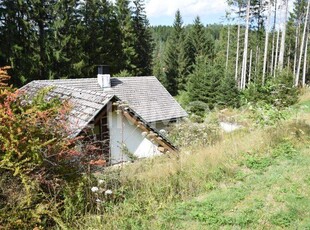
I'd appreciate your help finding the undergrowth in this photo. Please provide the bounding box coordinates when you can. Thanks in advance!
[74,113,310,229]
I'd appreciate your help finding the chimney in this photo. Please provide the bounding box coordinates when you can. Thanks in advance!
[97,65,111,89]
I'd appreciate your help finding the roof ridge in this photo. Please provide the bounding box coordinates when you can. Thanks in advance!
[33,80,110,97]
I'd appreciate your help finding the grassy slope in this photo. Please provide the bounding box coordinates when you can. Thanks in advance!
[160,143,310,229]
[77,90,310,230]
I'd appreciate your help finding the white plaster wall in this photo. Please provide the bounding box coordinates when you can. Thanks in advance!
[108,111,161,165]
[149,120,169,131]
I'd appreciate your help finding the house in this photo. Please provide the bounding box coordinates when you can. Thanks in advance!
[21,66,188,165]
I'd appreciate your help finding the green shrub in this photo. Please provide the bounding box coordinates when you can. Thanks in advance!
[242,69,299,108]
[187,100,209,121]
[249,102,290,127]
[168,120,220,148]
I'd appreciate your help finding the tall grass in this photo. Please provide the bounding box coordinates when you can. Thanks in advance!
[70,89,310,229]
[72,116,310,229]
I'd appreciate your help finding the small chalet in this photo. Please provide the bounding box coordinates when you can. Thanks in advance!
[21,66,188,165]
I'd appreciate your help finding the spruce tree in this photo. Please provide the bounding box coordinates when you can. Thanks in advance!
[217,69,240,108]
[50,0,86,79]
[115,0,137,74]
[164,10,184,96]
[191,16,208,57]
[132,0,153,76]
[187,56,221,109]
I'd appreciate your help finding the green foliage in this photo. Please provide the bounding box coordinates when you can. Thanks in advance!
[164,10,184,96]
[168,120,220,148]
[187,100,209,119]
[113,69,132,77]
[132,0,154,75]
[187,57,221,110]
[0,0,153,84]
[217,71,240,108]
[242,69,299,108]
[249,102,290,127]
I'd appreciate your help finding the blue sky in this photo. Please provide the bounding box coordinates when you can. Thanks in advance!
[144,0,229,26]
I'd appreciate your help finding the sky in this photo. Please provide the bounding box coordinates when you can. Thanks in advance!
[144,0,229,26]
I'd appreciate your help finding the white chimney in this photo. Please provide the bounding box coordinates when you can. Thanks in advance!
[97,65,111,89]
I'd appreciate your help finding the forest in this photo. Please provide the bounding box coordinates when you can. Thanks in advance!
[1,0,310,229]
[0,0,308,112]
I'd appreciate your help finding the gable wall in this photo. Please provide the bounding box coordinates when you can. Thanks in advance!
[108,110,161,165]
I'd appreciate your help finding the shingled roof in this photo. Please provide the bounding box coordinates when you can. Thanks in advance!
[36,76,188,123]
[21,80,178,151]
[21,81,114,137]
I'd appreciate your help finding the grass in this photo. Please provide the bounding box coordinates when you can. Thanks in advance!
[158,142,310,229]
[73,89,310,230]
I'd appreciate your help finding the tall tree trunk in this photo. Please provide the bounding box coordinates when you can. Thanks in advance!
[270,0,278,74]
[274,29,280,77]
[293,25,300,76]
[263,2,271,84]
[235,23,241,86]
[278,0,289,70]
[296,0,310,86]
[226,25,231,71]
[241,0,251,89]
[302,33,309,87]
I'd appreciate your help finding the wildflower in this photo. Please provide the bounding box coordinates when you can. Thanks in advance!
[96,198,101,203]
[105,189,113,195]
[91,186,99,192]
[98,179,104,184]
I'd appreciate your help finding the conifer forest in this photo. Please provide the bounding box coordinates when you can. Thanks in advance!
[0,0,308,107]
[1,0,310,229]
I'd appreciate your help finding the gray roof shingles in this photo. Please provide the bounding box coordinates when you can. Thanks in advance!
[35,76,188,123]
[21,81,113,137]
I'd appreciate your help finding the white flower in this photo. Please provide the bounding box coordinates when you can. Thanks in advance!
[91,186,99,192]
[98,179,104,184]
[96,198,101,203]
[105,189,113,195]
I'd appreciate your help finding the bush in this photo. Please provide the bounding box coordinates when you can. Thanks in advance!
[242,69,299,108]
[187,100,209,122]
[0,67,100,228]
[168,120,220,149]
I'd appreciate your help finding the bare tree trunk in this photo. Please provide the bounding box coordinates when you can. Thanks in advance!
[249,49,253,83]
[263,2,271,84]
[302,33,309,87]
[278,0,289,70]
[274,30,280,77]
[241,0,251,90]
[296,0,310,86]
[235,24,241,86]
[270,0,278,74]
[293,25,300,76]
[226,26,231,71]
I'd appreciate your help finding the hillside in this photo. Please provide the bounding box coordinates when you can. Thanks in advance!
[74,89,310,229]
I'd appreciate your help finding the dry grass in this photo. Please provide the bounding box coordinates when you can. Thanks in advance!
[299,87,310,103]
